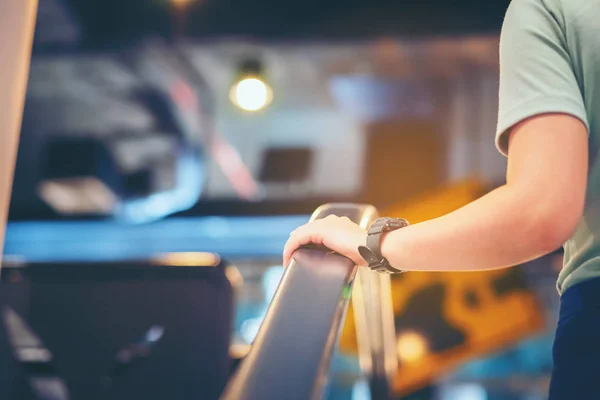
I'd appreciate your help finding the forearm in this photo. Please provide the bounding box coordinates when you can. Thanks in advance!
[381,184,564,272]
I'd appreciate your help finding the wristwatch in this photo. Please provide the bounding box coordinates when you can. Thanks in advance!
[358,217,409,274]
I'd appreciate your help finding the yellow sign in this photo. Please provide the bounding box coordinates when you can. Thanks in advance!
[338,179,545,396]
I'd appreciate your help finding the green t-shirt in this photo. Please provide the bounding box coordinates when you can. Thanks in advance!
[495,0,600,294]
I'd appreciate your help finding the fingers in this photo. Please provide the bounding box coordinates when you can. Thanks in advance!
[283,228,302,267]
[282,236,297,267]
[282,216,366,267]
[283,221,322,267]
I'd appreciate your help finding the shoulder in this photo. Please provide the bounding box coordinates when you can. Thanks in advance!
[502,0,565,33]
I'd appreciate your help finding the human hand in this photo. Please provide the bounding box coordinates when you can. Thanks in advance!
[283,215,367,267]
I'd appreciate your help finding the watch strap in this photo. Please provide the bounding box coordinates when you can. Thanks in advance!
[366,231,384,260]
[359,217,408,274]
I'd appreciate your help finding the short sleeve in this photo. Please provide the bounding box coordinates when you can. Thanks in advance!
[496,0,589,156]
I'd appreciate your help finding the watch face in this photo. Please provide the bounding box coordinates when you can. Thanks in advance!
[383,218,409,231]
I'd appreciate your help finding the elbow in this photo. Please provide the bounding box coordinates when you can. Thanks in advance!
[530,202,583,255]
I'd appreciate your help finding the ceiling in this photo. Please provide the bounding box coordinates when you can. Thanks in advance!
[35,0,511,50]
[14,0,507,222]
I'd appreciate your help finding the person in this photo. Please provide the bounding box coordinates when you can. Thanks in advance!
[283,0,599,398]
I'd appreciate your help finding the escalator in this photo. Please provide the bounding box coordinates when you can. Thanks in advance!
[222,203,398,400]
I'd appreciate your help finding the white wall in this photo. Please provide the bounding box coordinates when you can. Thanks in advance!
[446,69,507,185]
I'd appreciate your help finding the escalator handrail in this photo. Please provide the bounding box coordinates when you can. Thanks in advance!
[221,203,377,400]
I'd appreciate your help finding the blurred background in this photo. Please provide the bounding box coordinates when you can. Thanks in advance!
[0,0,562,399]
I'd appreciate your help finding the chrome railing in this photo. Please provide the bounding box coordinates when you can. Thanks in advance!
[353,260,399,398]
[221,203,397,400]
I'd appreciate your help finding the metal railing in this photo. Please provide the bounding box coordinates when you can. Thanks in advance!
[221,203,397,400]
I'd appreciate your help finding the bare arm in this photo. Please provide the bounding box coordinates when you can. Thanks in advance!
[283,114,588,270]
[0,0,38,262]
[381,114,588,272]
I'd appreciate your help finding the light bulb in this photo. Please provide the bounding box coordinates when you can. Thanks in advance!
[230,77,272,112]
